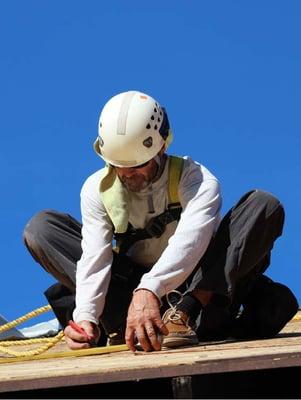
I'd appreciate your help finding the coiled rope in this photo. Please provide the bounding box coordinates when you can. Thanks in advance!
[0,336,64,346]
[0,305,128,364]
[0,305,52,332]
[0,305,65,357]
[0,332,65,357]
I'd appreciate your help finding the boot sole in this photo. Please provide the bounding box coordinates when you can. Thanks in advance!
[162,335,199,349]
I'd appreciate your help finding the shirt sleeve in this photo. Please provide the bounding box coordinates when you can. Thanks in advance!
[136,161,222,300]
[73,174,114,325]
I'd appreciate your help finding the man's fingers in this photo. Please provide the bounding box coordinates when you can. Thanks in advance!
[65,335,91,350]
[64,325,90,342]
[79,321,100,341]
[135,327,152,352]
[154,318,169,336]
[125,326,136,353]
[144,324,161,351]
[126,290,169,352]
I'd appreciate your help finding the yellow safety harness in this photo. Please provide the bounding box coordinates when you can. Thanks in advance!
[115,155,184,254]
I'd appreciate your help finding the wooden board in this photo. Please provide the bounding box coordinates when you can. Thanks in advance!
[0,313,300,393]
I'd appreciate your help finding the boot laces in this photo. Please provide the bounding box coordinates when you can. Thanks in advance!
[166,290,184,322]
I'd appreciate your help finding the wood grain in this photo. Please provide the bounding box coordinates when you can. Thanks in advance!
[0,312,300,393]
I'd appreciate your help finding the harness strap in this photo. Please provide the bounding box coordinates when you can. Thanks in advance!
[115,206,182,254]
[168,155,184,205]
[115,156,184,254]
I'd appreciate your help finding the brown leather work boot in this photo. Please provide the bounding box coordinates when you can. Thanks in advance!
[161,308,199,348]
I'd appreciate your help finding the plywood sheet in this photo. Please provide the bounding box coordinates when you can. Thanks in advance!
[0,312,300,393]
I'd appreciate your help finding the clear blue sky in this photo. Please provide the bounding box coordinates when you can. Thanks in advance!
[0,1,300,323]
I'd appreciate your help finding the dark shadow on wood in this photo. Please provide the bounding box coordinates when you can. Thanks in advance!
[1,366,300,399]
[274,332,301,338]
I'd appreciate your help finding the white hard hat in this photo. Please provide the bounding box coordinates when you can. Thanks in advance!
[94,91,172,167]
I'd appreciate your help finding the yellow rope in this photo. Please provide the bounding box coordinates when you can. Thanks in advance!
[0,304,64,357]
[0,331,64,356]
[0,305,52,333]
[0,336,65,346]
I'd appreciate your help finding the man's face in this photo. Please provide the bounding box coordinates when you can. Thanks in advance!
[114,158,158,192]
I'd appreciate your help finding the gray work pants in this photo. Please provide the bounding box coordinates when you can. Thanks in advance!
[23,190,298,340]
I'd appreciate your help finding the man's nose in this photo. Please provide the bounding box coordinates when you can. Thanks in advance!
[118,168,135,177]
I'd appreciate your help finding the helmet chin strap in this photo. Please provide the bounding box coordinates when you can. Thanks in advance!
[154,154,161,167]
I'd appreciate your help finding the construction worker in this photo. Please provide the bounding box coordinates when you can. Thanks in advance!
[23,91,298,352]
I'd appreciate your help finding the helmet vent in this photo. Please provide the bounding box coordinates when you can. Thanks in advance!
[154,125,158,130]
[99,122,102,128]
[143,137,153,148]
[146,123,151,129]
[158,118,161,122]
[159,111,162,116]
[154,108,157,113]
[151,115,155,120]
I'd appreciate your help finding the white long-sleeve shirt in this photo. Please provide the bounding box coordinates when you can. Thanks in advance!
[73,156,222,324]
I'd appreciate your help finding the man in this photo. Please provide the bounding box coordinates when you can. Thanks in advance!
[23,91,298,352]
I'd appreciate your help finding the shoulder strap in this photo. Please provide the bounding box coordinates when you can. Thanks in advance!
[168,155,184,207]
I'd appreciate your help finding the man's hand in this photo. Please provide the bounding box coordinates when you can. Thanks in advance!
[64,320,100,350]
[125,289,169,352]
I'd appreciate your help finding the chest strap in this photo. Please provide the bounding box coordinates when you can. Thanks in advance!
[114,155,184,254]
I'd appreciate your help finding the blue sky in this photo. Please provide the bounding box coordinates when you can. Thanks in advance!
[0,1,300,324]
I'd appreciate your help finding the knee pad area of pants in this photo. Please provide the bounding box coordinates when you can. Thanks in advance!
[23,210,59,247]
[252,190,284,220]
[233,276,299,339]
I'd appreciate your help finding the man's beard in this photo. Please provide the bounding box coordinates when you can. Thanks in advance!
[119,173,152,192]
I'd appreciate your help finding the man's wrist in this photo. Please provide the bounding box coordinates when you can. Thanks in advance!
[136,277,165,301]
[133,288,160,306]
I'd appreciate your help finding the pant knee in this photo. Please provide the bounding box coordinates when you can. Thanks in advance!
[251,189,284,218]
[233,276,299,339]
[23,209,60,250]
[243,190,285,238]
